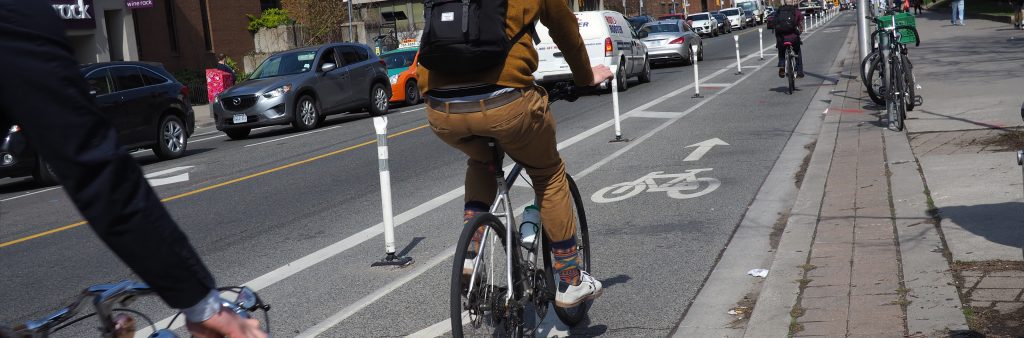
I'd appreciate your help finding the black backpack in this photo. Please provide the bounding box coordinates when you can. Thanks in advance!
[773,5,799,34]
[418,0,537,74]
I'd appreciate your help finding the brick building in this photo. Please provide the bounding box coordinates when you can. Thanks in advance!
[133,1,279,73]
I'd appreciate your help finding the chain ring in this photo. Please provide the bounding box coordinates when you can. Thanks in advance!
[532,269,551,321]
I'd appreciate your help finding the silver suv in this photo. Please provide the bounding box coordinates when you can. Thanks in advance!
[213,43,391,140]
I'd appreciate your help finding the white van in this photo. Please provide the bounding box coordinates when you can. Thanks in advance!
[736,0,766,24]
[534,11,651,91]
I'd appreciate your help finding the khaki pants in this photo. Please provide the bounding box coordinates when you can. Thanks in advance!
[426,86,576,242]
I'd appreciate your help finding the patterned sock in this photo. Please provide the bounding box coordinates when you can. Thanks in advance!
[551,237,582,286]
[464,201,489,257]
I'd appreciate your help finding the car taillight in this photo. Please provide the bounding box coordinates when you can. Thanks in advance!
[180,86,189,98]
[379,59,387,67]
[604,37,613,57]
[669,36,686,44]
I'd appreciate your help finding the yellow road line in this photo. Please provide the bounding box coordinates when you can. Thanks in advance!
[0,124,429,249]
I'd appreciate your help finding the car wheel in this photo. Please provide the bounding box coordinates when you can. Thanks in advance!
[154,114,188,160]
[698,43,704,61]
[682,46,693,66]
[225,128,251,140]
[32,157,58,186]
[638,57,652,83]
[369,83,390,116]
[714,29,719,37]
[404,80,421,106]
[292,95,320,131]
[616,59,629,91]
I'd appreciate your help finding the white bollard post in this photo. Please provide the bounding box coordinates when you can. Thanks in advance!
[758,28,764,60]
[691,44,703,98]
[370,116,413,267]
[610,65,626,142]
[734,35,743,75]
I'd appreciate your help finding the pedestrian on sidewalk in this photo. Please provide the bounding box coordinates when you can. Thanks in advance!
[914,0,924,15]
[215,53,236,84]
[951,0,965,25]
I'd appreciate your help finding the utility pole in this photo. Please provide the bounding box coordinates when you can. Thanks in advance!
[347,0,354,42]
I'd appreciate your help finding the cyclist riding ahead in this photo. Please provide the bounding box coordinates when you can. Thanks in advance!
[0,1,265,337]
[773,0,805,78]
[417,0,613,309]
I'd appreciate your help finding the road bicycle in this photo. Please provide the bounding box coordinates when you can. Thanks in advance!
[592,169,721,203]
[0,280,270,337]
[449,83,594,337]
[783,41,798,95]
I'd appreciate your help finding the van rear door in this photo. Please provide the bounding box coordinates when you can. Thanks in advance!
[535,12,611,82]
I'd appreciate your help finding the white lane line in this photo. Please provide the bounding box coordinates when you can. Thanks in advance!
[193,130,219,137]
[243,125,344,147]
[0,187,60,202]
[399,107,426,115]
[700,83,735,87]
[296,246,457,338]
[190,134,225,143]
[630,111,686,119]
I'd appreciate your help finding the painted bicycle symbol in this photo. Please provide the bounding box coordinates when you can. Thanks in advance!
[591,169,721,203]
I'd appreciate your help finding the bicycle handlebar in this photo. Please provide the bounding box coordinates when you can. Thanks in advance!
[546,82,601,103]
[3,281,270,337]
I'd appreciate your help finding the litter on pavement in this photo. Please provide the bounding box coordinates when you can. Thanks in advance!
[747,268,769,278]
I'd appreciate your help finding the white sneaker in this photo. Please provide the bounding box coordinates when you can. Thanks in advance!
[555,271,603,308]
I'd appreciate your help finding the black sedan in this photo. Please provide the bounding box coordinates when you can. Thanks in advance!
[1,62,195,185]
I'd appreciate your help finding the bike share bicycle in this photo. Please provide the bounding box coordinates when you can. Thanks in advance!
[449,83,595,337]
[861,7,921,131]
[0,281,270,338]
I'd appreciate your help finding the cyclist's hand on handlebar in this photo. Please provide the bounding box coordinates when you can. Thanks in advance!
[590,65,613,86]
[186,309,267,338]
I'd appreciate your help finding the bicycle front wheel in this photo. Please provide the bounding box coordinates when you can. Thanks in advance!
[543,174,593,327]
[786,54,795,95]
[451,213,524,337]
[865,56,886,105]
[903,56,916,111]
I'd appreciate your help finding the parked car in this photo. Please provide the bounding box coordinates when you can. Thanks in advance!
[737,0,766,23]
[743,10,757,27]
[212,43,391,140]
[381,47,421,106]
[657,13,688,21]
[535,11,651,91]
[639,20,704,66]
[720,7,747,30]
[1,62,195,184]
[686,12,718,37]
[711,13,733,34]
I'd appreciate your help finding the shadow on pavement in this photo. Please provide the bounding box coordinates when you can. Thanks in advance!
[600,274,632,289]
[940,202,1024,254]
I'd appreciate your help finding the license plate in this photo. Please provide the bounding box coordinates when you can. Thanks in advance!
[232,114,247,124]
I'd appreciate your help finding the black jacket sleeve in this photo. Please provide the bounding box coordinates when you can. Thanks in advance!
[0,0,215,309]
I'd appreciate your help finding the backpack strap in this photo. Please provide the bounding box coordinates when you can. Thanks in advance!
[510,15,541,47]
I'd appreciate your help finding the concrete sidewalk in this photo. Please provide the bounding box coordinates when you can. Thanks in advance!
[739,8,1023,338]
[193,104,214,128]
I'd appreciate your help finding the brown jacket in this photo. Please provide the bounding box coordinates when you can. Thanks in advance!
[417,0,594,92]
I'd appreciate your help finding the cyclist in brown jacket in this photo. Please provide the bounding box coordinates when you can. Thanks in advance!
[418,0,612,307]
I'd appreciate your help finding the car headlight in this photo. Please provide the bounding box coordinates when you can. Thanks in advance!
[262,84,292,99]
[389,74,399,84]
[9,125,20,133]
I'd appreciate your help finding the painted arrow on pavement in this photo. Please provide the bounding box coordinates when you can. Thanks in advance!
[144,166,194,187]
[683,138,729,162]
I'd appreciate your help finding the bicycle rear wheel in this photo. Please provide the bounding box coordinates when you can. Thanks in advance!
[542,174,593,326]
[886,59,905,132]
[786,53,795,95]
[902,56,916,111]
[451,213,524,337]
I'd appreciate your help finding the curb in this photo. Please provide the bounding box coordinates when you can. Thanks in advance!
[741,26,858,338]
[883,129,970,335]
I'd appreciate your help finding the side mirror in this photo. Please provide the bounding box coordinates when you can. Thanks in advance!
[321,63,337,73]
[637,30,649,38]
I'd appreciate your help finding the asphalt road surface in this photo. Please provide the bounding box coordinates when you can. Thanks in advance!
[0,14,855,337]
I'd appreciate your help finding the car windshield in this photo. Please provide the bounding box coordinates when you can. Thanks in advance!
[687,14,709,20]
[642,24,681,33]
[383,51,416,69]
[721,9,740,15]
[250,50,317,80]
[738,2,758,11]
